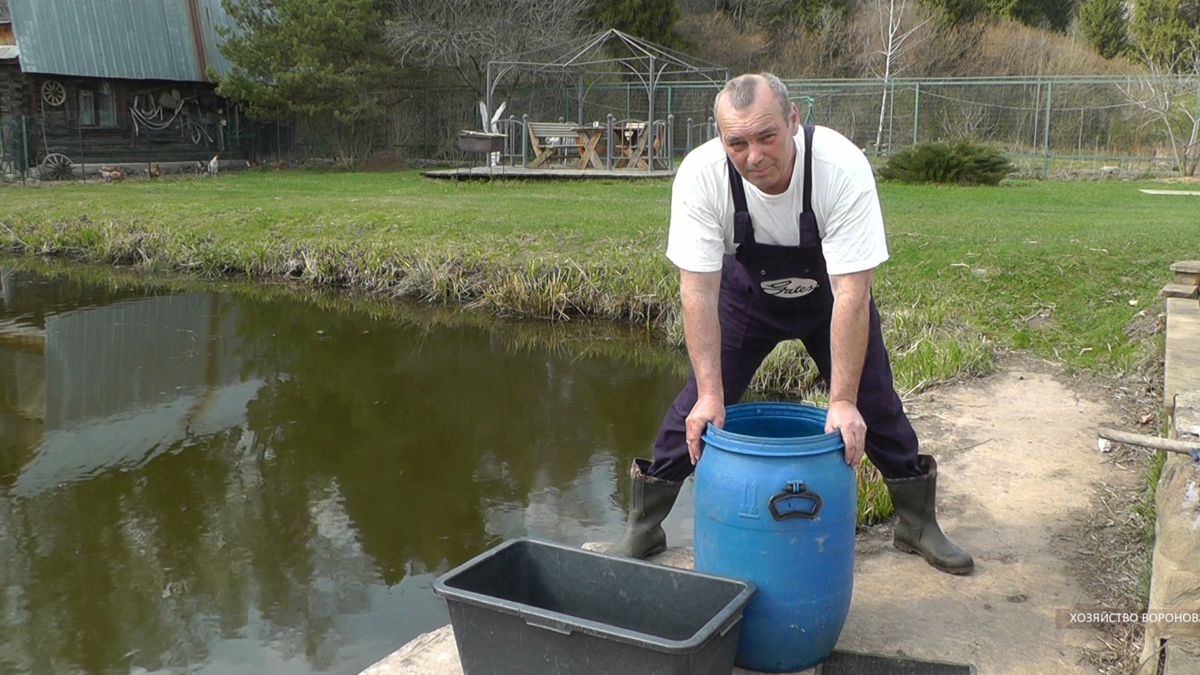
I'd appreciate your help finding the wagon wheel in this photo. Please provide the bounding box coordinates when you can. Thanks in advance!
[41,81,67,108]
[39,153,75,181]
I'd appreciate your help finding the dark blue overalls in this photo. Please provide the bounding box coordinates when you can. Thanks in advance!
[646,125,925,483]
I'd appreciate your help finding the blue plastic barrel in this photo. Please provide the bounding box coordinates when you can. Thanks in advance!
[693,402,856,673]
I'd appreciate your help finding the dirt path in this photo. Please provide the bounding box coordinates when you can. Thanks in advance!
[836,356,1148,674]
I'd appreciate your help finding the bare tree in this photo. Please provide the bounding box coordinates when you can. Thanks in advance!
[859,0,931,154]
[387,0,590,98]
[1119,44,1200,177]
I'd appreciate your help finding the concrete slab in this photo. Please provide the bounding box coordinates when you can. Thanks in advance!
[1172,261,1200,289]
[1176,392,1200,439]
[1163,283,1200,299]
[1164,640,1200,675]
[1165,299,1200,414]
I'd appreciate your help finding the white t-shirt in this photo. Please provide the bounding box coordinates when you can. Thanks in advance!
[666,125,889,276]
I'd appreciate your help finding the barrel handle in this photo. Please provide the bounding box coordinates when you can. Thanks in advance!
[768,480,822,520]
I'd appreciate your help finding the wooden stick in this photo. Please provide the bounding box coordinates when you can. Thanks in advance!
[1097,427,1200,455]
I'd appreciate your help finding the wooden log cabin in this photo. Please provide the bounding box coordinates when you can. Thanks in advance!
[0,0,265,175]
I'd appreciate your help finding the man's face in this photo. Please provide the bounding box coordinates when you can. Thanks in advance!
[717,87,800,195]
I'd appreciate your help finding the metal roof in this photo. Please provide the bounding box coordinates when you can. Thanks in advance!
[7,0,236,82]
[0,45,16,61]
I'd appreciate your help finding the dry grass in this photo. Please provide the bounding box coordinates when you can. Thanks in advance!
[975,20,1140,76]
[704,5,1142,81]
[1074,449,1168,675]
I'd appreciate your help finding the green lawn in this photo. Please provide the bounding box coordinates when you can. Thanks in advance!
[3,170,1198,393]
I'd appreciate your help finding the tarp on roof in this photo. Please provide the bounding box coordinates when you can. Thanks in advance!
[7,0,236,82]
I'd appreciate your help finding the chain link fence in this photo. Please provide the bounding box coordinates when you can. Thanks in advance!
[4,76,1196,181]
[786,76,1200,177]
[470,75,1198,177]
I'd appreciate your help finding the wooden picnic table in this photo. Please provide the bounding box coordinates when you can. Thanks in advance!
[616,122,648,168]
[615,121,669,169]
[525,120,663,170]
[572,125,606,169]
[526,122,604,169]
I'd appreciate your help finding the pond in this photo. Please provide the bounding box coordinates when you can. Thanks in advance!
[0,262,699,675]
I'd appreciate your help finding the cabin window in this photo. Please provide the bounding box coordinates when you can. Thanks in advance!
[79,90,95,126]
[97,82,116,127]
[78,82,117,127]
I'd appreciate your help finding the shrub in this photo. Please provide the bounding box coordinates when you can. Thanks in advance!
[878,140,1016,185]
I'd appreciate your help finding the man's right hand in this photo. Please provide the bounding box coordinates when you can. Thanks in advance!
[687,393,726,465]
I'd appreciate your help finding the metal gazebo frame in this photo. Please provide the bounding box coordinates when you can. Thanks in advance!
[485,29,729,171]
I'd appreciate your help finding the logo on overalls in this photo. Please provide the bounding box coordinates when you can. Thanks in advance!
[761,278,819,298]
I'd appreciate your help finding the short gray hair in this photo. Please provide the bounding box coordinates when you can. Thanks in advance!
[713,73,792,132]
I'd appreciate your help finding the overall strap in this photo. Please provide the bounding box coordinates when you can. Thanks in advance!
[799,124,819,248]
[727,156,753,248]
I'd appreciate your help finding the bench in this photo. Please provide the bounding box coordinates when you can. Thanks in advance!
[527,122,584,168]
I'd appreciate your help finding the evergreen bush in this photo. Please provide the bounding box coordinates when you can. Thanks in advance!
[878,140,1015,185]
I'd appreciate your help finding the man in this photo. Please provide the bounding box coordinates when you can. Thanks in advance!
[609,73,973,575]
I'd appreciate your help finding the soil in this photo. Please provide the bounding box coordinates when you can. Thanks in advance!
[358,151,409,172]
[835,352,1158,675]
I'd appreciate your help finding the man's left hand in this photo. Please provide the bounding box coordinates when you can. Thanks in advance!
[826,399,866,468]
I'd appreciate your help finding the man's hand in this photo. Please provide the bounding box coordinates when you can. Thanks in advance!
[826,399,866,467]
[687,393,725,465]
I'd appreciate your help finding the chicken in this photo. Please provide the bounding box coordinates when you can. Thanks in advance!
[195,155,219,178]
[273,159,287,171]
[149,163,161,179]
[99,166,125,183]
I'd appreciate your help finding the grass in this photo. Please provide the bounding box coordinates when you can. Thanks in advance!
[3,171,1193,386]
[3,170,1194,530]
[1132,449,1170,600]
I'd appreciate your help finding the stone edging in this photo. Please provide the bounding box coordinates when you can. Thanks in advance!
[1143,262,1200,673]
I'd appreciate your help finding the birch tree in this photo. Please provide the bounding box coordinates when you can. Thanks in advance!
[863,0,930,154]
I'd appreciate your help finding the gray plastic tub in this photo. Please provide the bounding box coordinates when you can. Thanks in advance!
[433,538,757,675]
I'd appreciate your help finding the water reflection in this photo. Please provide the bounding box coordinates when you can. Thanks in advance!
[0,263,692,675]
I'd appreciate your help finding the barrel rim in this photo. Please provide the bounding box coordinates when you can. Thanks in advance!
[701,402,844,456]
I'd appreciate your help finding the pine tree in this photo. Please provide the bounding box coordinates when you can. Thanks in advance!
[920,0,987,27]
[589,0,685,48]
[215,0,398,162]
[986,0,1077,32]
[1079,0,1128,59]
[1131,0,1200,71]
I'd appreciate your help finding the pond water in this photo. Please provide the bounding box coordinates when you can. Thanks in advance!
[0,263,698,675]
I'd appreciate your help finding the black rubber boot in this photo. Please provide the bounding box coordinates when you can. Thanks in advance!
[607,458,683,559]
[884,455,974,575]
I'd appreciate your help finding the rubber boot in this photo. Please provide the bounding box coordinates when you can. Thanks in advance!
[884,454,974,575]
[607,458,683,559]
